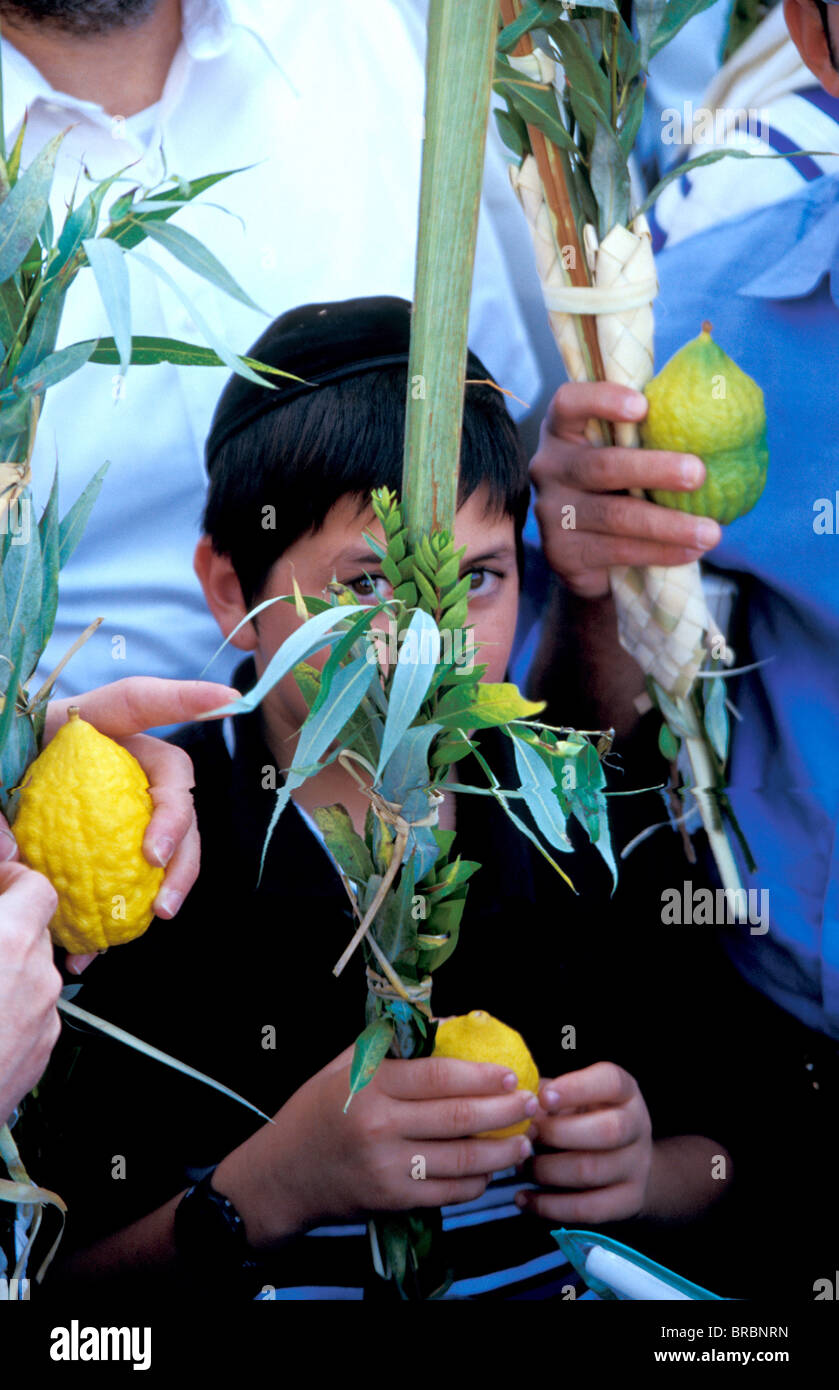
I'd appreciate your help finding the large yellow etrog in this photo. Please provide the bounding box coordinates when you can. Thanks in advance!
[12,708,164,954]
[642,323,768,525]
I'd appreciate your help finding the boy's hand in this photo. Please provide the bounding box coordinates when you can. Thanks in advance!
[516,1061,654,1224]
[530,382,721,599]
[214,1048,539,1250]
[0,861,62,1124]
[40,678,239,968]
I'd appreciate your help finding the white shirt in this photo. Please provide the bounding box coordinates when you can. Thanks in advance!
[649,5,839,248]
[2,0,541,706]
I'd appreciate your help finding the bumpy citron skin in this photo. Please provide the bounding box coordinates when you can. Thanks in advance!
[432,1010,539,1139]
[12,708,163,954]
[641,324,768,525]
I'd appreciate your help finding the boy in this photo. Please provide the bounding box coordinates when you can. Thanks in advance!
[40,298,736,1300]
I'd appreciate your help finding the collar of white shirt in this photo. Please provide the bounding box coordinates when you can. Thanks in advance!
[0,0,278,133]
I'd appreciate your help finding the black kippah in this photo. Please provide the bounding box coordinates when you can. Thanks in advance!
[204,294,495,472]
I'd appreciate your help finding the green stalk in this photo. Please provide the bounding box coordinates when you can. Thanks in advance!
[401,0,498,546]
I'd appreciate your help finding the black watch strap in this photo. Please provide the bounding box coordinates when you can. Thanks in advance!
[174,1168,258,1284]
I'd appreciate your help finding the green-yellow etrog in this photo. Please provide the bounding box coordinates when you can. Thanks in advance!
[641,323,768,525]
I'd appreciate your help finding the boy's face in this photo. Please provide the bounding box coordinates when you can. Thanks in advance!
[195,484,520,750]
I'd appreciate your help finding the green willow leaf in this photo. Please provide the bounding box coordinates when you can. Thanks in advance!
[638,148,832,219]
[14,281,66,377]
[590,122,631,237]
[634,0,669,67]
[50,169,125,284]
[570,788,618,892]
[618,82,646,157]
[57,999,271,1121]
[200,604,369,718]
[548,19,611,120]
[311,803,375,882]
[511,730,573,852]
[2,502,42,681]
[658,721,681,761]
[0,278,25,354]
[648,677,700,739]
[648,0,719,62]
[0,131,64,282]
[494,106,527,160]
[497,78,580,157]
[434,681,545,730]
[0,628,25,761]
[379,723,441,810]
[104,167,254,250]
[345,1016,395,1105]
[137,218,265,314]
[310,603,385,718]
[259,653,377,882]
[37,465,60,651]
[376,610,441,781]
[58,460,111,569]
[418,893,467,972]
[82,236,132,374]
[497,0,568,53]
[10,339,96,396]
[704,674,729,762]
[129,250,273,389]
[88,333,304,383]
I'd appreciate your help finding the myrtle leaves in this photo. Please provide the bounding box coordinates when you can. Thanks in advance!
[367,486,471,633]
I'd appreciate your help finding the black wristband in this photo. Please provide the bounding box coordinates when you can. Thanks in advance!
[173,1167,259,1287]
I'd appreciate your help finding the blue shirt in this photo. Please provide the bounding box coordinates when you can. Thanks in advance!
[518,174,839,1039]
[654,174,839,1039]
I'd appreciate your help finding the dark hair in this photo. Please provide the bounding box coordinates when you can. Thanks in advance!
[203,365,530,608]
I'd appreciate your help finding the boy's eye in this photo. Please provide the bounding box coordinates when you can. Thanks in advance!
[346,573,392,601]
[466,567,500,596]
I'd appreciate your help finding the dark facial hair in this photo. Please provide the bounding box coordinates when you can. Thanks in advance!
[0,0,160,35]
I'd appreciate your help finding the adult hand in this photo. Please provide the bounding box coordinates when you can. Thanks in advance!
[214,1047,539,1249]
[0,862,62,1125]
[38,677,239,970]
[517,1061,654,1224]
[530,382,722,599]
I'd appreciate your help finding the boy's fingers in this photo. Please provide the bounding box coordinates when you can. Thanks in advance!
[65,952,97,975]
[0,861,58,920]
[45,678,241,741]
[414,1177,490,1209]
[419,1133,533,1178]
[539,1062,636,1113]
[530,1146,632,1191]
[535,1104,638,1152]
[127,734,197,866]
[397,1091,538,1141]
[516,1181,638,1225]
[544,382,647,437]
[380,1056,520,1100]
[152,807,199,919]
[0,827,18,863]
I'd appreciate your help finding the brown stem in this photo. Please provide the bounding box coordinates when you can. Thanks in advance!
[498,0,607,383]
